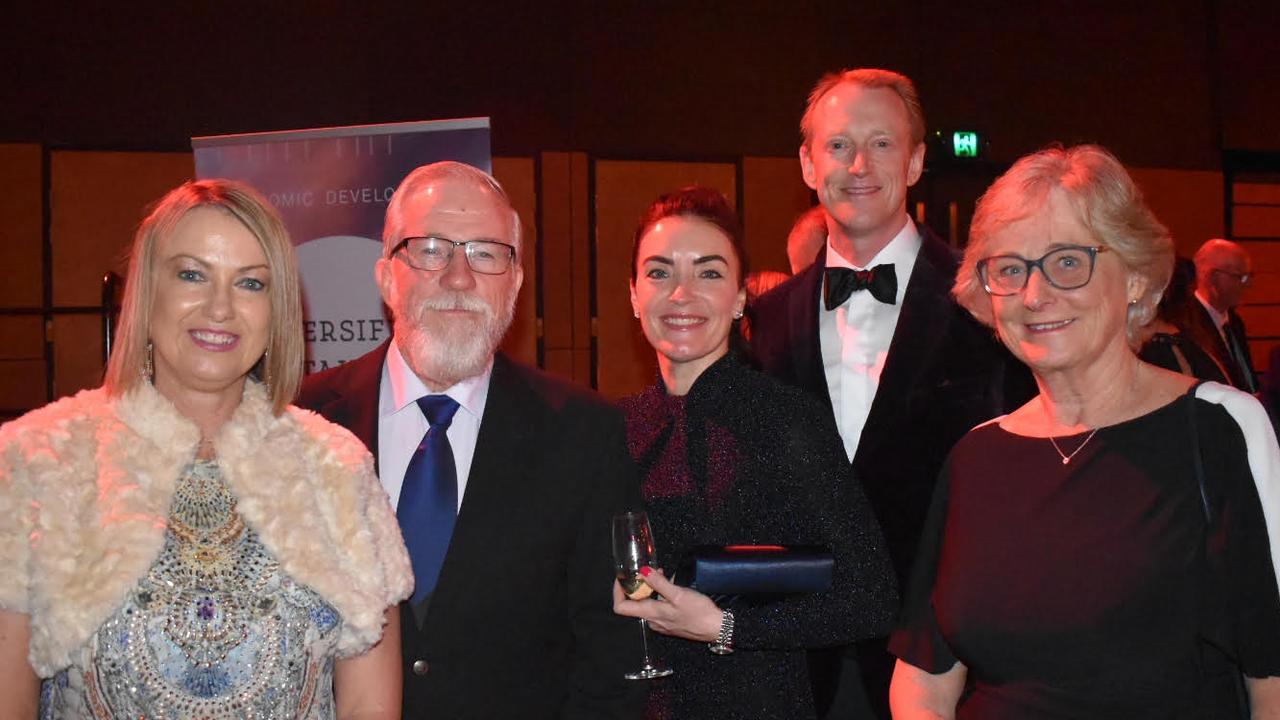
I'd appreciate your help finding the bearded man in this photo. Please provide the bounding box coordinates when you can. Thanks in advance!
[298,161,643,720]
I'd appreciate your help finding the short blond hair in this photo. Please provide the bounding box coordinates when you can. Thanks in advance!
[954,145,1173,341]
[104,179,303,415]
[800,68,926,149]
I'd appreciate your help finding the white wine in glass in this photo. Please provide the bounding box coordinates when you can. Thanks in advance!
[612,511,673,680]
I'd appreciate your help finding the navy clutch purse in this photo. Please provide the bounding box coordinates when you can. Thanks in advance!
[677,545,834,596]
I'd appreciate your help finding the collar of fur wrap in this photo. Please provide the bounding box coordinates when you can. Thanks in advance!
[8,380,411,677]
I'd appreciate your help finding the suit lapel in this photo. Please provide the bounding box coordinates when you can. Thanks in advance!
[422,355,534,624]
[1189,302,1238,385]
[854,231,954,466]
[318,341,388,472]
[790,250,832,410]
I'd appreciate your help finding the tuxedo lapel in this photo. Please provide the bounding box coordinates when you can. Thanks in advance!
[790,250,832,409]
[854,233,954,466]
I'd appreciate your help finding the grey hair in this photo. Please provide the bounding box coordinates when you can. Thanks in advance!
[382,161,522,251]
[954,144,1173,345]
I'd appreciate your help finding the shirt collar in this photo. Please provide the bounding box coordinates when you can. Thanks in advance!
[381,337,492,422]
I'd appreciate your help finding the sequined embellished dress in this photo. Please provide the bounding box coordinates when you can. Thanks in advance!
[620,354,898,720]
[41,459,344,719]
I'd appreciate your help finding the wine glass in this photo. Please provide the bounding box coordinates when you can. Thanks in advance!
[611,510,674,680]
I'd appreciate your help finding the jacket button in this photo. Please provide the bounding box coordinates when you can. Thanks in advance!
[412,659,429,676]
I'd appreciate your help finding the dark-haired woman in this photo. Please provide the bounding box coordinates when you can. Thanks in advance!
[612,186,897,719]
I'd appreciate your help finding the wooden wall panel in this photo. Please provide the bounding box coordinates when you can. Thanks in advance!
[1236,183,1280,205]
[0,144,43,307]
[538,151,591,385]
[52,314,103,398]
[594,160,736,399]
[741,156,812,275]
[492,156,537,368]
[1126,167,1224,258]
[51,151,194,307]
[1249,339,1279,376]
[1234,206,1280,239]
[0,316,46,416]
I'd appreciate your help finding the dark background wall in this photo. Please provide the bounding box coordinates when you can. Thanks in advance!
[2,1,1279,412]
[4,1,1277,164]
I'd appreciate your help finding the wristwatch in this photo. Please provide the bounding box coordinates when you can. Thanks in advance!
[708,608,735,655]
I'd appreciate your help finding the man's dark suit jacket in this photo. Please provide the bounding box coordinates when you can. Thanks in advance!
[1184,300,1258,392]
[298,342,644,720]
[750,227,1030,584]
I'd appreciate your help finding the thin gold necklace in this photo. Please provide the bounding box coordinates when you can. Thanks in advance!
[1049,428,1099,465]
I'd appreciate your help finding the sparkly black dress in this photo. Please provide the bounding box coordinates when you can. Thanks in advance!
[620,354,898,720]
[890,389,1280,719]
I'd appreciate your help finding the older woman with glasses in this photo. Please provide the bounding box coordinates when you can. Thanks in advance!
[888,145,1280,718]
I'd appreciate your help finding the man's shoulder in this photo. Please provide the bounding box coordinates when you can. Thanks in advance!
[491,355,616,419]
[754,265,814,314]
[297,342,388,409]
[912,225,962,283]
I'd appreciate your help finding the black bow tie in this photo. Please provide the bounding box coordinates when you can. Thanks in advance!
[824,265,897,309]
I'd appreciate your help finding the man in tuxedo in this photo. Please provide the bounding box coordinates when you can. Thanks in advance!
[298,161,643,719]
[749,68,1030,718]
[1190,238,1258,392]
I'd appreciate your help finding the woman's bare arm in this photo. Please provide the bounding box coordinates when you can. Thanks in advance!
[0,609,40,719]
[334,607,402,720]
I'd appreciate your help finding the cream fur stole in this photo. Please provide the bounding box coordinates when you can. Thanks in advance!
[0,381,412,677]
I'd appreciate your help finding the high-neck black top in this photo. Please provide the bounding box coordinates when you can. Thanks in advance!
[620,353,898,720]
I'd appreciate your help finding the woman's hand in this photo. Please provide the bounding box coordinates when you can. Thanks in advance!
[889,658,965,720]
[612,566,723,643]
[1247,676,1280,720]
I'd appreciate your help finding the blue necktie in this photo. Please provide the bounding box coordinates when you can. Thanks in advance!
[397,395,460,606]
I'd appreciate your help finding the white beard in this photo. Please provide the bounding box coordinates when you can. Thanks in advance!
[394,289,515,388]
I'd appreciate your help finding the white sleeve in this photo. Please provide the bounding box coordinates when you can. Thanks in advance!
[1195,382,1280,584]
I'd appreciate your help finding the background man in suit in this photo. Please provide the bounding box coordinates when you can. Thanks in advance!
[1191,238,1258,392]
[298,161,642,719]
[749,68,1030,718]
[788,204,829,274]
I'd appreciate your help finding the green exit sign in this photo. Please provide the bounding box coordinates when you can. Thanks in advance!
[953,131,981,158]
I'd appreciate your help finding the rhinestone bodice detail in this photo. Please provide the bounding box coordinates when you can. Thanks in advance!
[40,460,343,719]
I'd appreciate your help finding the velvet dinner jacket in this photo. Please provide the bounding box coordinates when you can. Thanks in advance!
[1185,300,1258,392]
[297,342,644,720]
[748,226,1032,584]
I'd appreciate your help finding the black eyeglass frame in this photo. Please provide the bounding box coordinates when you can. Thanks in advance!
[977,245,1109,297]
[388,236,518,275]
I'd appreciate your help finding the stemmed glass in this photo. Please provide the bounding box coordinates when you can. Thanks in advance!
[611,511,674,680]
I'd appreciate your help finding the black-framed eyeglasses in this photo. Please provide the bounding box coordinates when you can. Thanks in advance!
[977,245,1108,296]
[389,236,517,275]
[1211,267,1252,285]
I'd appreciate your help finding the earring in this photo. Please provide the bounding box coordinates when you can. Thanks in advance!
[733,309,744,320]
[142,341,154,383]
[258,348,272,395]
[634,311,640,319]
